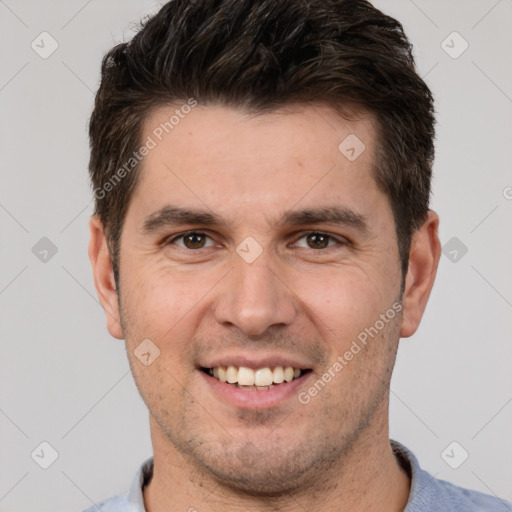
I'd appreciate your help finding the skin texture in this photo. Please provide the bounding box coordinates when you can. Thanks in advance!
[89,104,441,511]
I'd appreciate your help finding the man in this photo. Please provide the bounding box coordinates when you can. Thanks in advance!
[86,0,511,510]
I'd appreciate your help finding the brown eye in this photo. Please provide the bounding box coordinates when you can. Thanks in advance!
[292,232,346,251]
[171,232,214,250]
[305,233,331,249]
[183,233,206,249]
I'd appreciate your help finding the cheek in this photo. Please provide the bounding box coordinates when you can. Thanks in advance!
[120,262,219,348]
[295,267,390,342]
[120,269,200,397]
[128,353,192,431]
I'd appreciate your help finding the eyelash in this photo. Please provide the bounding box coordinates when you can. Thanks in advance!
[165,231,349,251]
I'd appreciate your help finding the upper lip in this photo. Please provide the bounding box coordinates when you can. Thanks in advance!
[199,353,313,370]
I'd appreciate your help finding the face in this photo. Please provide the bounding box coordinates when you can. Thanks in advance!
[90,103,437,495]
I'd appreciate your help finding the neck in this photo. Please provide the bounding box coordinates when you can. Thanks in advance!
[143,407,411,512]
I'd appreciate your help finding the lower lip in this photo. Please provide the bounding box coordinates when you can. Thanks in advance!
[199,370,312,409]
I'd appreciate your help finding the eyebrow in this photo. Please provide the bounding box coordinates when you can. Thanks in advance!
[141,205,369,234]
[281,207,369,233]
[142,206,225,234]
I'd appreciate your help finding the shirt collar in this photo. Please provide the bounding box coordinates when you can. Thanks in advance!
[127,456,154,510]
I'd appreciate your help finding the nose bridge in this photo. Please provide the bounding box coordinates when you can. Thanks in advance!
[213,248,297,336]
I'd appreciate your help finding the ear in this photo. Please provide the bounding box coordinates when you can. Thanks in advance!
[88,215,124,339]
[400,211,441,338]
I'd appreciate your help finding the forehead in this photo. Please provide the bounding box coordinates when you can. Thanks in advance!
[143,102,376,165]
[130,103,384,225]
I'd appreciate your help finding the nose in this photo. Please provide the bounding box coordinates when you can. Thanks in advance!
[213,252,297,337]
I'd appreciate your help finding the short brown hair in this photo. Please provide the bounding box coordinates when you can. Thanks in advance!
[89,0,435,283]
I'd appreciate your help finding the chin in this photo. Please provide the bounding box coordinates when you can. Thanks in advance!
[187,436,343,497]
[201,459,311,497]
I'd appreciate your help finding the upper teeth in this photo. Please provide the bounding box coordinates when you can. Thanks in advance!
[209,366,301,386]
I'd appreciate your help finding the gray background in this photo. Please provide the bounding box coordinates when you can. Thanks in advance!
[1,0,511,510]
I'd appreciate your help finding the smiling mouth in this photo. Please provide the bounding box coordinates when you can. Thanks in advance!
[200,365,312,390]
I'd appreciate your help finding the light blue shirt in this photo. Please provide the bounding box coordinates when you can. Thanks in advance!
[83,440,512,511]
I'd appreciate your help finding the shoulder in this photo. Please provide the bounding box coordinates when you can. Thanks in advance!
[416,475,512,511]
[391,441,512,512]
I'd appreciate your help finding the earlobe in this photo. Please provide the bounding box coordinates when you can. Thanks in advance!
[88,215,124,339]
[400,211,441,338]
